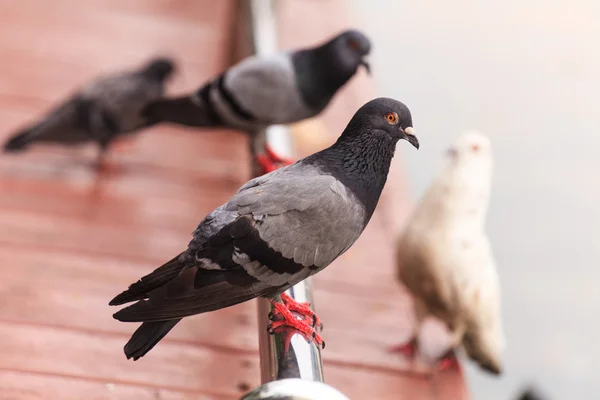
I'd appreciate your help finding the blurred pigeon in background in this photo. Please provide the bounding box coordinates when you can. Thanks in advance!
[142,29,371,174]
[110,97,418,360]
[3,57,176,170]
[393,131,506,375]
[515,387,548,400]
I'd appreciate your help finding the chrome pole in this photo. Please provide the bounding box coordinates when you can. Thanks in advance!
[236,1,347,396]
[244,0,323,383]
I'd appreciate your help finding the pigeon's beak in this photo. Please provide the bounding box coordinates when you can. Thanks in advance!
[403,127,419,149]
[359,58,371,75]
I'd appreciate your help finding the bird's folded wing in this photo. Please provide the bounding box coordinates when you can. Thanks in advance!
[233,164,366,270]
[113,265,275,322]
[115,164,367,322]
[457,235,502,313]
[223,53,311,124]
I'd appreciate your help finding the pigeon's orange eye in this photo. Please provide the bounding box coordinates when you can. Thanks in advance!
[348,39,360,51]
[385,112,398,124]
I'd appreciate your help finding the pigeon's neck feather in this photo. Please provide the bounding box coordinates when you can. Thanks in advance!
[292,43,357,111]
[305,131,396,224]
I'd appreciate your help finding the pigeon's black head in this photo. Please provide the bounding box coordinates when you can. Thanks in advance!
[291,29,371,111]
[342,97,419,149]
[313,97,416,219]
[141,57,176,81]
[329,29,372,74]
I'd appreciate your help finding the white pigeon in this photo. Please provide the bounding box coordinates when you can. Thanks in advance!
[393,131,506,375]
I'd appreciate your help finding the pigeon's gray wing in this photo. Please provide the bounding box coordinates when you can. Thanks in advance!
[81,73,164,134]
[112,163,368,324]
[230,163,368,285]
[142,52,317,130]
[143,162,369,291]
[216,53,317,126]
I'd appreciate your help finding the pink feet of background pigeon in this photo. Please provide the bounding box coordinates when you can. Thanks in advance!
[390,338,461,373]
[255,144,295,174]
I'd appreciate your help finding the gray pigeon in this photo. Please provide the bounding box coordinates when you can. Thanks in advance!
[110,97,419,360]
[3,57,175,168]
[142,29,371,173]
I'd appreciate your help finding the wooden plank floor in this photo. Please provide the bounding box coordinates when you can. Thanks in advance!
[0,1,467,399]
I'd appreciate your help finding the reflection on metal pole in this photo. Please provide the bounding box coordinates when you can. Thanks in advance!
[257,281,324,383]
[236,1,350,398]
[240,378,350,400]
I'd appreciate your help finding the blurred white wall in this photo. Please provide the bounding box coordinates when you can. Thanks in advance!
[350,0,600,399]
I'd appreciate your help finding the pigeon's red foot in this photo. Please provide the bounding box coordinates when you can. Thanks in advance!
[279,292,323,329]
[255,144,295,174]
[437,350,460,371]
[111,137,136,153]
[267,298,325,349]
[95,158,120,175]
[389,338,418,359]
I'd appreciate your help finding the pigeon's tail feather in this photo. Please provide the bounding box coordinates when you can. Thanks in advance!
[142,85,223,128]
[113,266,263,323]
[3,129,34,152]
[476,357,502,375]
[114,265,264,358]
[124,319,181,360]
[109,254,186,306]
[462,328,504,375]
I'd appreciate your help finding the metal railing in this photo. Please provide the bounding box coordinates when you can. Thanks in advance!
[237,1,349,398]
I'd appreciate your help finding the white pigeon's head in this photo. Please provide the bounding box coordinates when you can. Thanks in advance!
[443,130,493,205]
[447,130,492,161]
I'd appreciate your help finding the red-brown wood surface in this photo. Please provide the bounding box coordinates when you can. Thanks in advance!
[0,1,468,399]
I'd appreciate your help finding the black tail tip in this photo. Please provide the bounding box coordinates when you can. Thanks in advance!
[112,310,127,321]
[109,294,125,306]
[124,350,142,361]
[109,289,138,306]
[3,131,31,152]
[480,361,502,376]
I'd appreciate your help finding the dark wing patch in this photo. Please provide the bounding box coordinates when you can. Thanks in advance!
[109,253,186,306]
[230,215,305,274]
[215,74,256,121]
[196,80,223,124]
[113,266,272,322]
